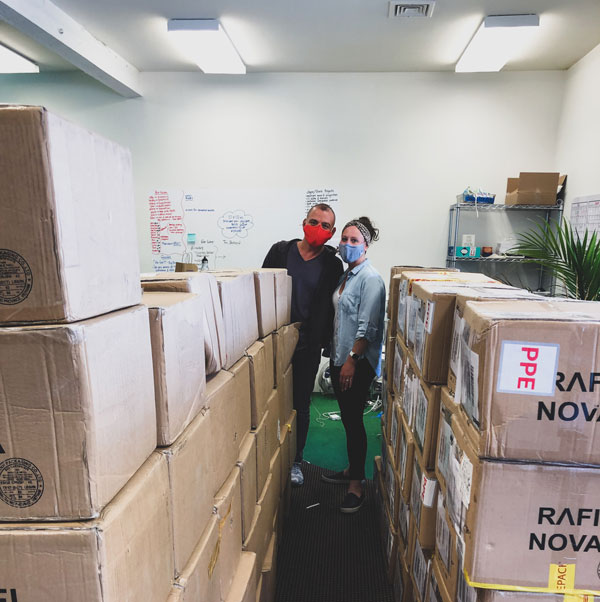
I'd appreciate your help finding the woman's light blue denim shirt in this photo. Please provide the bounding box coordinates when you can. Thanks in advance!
[332,258,386,376]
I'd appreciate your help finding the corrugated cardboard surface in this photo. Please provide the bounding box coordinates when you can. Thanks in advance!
[279,416,290,497]
[279,364,294,426]
[286,410,297,474]
[143,292,207,446]
[226,357,253,451]
[237,433,258,543]
[254,410,270,500]
[393,545,413,602]
[0,106,141,324]
[141,272,226,374]
[265,391,281,468]
[246,341,271,429]
[273,271,292,330]
[166,515,220,602]
[398,272,499,345]
[435,493,458,599]
[213,273,259,369]
[243,470,278,585]
[214,466,243,602]
[260,531,277,602]
[0,452,173,602]
[398,412,415,504]
[505,172,563,206]
[410,454,438,550]
[449,411,600,591]
[0,304,156,520]
[250,270,277,338]
[431,555,453,602]
[411,529,432,602]
[225,552,257,602]
[260,333,275,390]
[459,299,600,464]
[273,323,300,387]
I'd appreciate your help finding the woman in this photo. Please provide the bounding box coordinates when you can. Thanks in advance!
[321,216,386,513]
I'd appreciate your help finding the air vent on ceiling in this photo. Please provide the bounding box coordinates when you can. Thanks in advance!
[388,1,435,18]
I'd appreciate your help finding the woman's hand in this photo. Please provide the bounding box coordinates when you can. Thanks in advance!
[339,357,356,392]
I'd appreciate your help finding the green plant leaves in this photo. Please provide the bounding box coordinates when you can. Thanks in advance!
[512,218,600,300]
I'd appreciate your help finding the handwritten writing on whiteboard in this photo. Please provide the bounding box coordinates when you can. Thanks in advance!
[217,211,254,238]
[305,189,339,215]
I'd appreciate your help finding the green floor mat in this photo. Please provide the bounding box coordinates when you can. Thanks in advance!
[303,393,382,479]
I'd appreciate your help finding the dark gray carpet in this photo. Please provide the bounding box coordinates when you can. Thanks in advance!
[275,462,394,602]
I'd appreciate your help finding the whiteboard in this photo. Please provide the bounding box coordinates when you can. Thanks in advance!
[570,194,600,238]
[148,187,341,271]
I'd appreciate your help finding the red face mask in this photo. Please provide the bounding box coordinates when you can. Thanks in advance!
[303,223,333,247]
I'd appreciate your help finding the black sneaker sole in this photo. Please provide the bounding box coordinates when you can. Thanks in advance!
[321,473,350,484]
[340,498,365,513]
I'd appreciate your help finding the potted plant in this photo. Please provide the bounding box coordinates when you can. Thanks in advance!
[512,218,600,300]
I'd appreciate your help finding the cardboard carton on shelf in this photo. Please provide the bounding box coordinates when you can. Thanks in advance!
[0,305,156,521]
[141,272,226,374]
[455,299,600,464]
[142,292,207,446]
[0,106,141,324]
[224,552,257,602]
[505,172,566,206]
[0,452,173,602]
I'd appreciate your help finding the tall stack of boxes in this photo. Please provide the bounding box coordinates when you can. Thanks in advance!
[380,263,600,602]
[0,106,297,602]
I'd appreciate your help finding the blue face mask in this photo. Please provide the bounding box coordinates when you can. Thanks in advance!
[338,242,365,264]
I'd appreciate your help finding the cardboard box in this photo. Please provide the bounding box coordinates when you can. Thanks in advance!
[390,400,402,463]
[164,366,249,575]
[268,447,282,517]
[265,391,281,466]
[435,493,459,599]
[410,454,438,550]
[279,415,290,496]
[212,272,260,369]
[274,271,292,330]
[279,364,294,426]
[398,493,411,557]
[447,287,543,395]
[385,449,399,527]
[397,413,415,503]
[285,410,297,472]
[254,410,270,499]
[167,515,221,602]
[260,333,275,394]
[411,529,432,602]
[398,271,498,345]
[224,552,257,602]
[273,323,299,387]
[246,341,272,429]
[143,292,207,446]
[237,433,258,543]
[0,452,173,602]
[411,282,512,384]
[225,357,253,451]
[393,335,409,399]
[0,305,156,520]
[385,334,395,390]
[402,359,419,429]
[448,412,600,592]
[456,299,600,464]
[141,272,226,374]
[213,466,243,602]
[249,269,277,337]
[0,106,141,324]
[435,389,455,496]
[412,369,441,470]
[505,172,566,206]
[394,549,414,602]
[259,531,277,602]
[243,470,279,585]
[430,555,453,602]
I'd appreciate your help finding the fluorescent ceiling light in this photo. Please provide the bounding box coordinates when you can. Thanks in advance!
[167,19,246,75]
[0,44,39,74]
[456,14,540,73]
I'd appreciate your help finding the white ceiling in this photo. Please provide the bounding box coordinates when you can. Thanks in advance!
[2,0,600,74]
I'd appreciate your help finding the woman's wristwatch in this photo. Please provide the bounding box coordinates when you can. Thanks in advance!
[350,351,361,362]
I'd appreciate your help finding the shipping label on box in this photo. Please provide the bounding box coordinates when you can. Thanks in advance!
[458,299,600,464]
[412,535,431,602]
[436,493,451,575]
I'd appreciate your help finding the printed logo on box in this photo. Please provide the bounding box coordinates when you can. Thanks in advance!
[497,341,560,397]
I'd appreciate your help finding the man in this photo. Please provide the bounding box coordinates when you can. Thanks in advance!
[263,203,344,486]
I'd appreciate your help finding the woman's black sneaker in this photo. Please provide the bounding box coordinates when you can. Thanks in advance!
[340,492,365,513]
[321,470,350,484]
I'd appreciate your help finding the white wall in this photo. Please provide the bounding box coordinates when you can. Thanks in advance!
[0,70,565,277]
[556,44,600,207]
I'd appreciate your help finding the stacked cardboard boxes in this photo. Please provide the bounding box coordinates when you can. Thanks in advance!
[0,107,298,602]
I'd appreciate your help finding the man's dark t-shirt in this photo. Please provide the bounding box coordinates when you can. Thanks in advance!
[287,243,326,347]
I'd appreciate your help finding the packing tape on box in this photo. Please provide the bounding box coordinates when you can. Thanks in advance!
[464,565,600,599]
